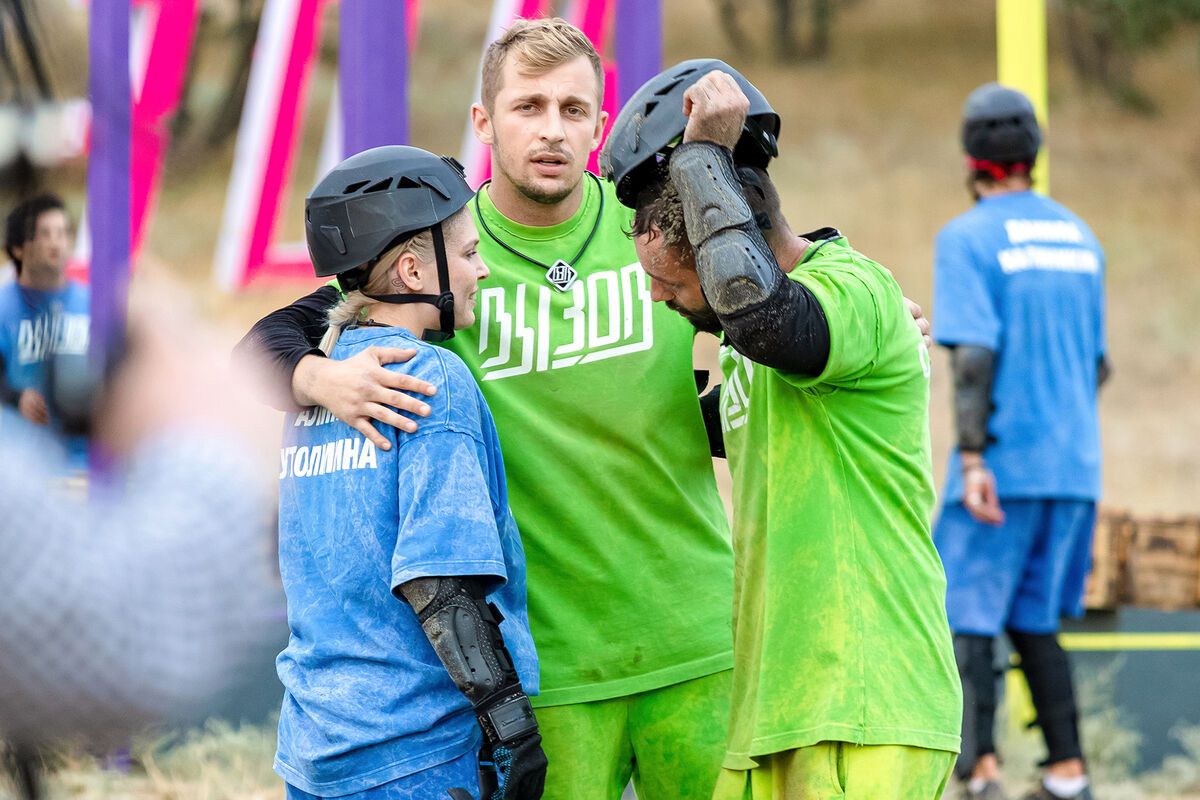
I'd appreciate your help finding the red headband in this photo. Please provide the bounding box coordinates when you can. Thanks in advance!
[967,157,1030,181]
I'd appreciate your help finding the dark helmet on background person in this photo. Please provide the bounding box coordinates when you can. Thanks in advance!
[600,58,780,207]
[961,82,1041,165]
[305,145,474,340]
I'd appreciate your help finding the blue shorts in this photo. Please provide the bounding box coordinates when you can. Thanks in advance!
[933,499,1095,636]
[285,746,481,799]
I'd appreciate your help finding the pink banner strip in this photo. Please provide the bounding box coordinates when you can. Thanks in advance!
[131,0,198,253]
[571,0,617,175]
[407,0,423,47]
[243,0,326,285]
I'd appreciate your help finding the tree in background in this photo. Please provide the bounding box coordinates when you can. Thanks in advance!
[714,0,861,63]
[1058,0,1200,112]
[0,0,54,196]
[171,0,264,149]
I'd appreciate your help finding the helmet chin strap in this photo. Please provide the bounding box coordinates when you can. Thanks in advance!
[365,222,456,342]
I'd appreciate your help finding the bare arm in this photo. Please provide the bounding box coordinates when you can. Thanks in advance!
[0,352,48,424]
[233,286,438,450]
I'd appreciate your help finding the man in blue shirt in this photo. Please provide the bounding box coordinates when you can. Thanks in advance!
[932,84,1107,800]
[0,193,89,470]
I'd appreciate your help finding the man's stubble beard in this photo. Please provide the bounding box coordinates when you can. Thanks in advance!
[670,302,723,335]
[493,139,579,208]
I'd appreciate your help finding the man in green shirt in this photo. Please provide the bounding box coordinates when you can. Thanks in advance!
[238,20,733,800]
[601,61,962,798]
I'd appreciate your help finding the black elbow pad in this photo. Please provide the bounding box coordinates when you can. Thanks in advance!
[398,576,517,704]
[720,276,831,375]
[951,345,995,452]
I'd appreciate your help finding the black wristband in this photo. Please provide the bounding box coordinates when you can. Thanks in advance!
[477,689,538,745]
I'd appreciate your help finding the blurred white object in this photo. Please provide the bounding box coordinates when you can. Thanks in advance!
[21,99,90,166]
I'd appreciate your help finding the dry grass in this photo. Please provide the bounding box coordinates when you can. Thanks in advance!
[7,698,1200,799]
[0,720,282,800]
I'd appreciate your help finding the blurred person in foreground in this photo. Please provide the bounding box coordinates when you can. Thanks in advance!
[273,146,543,800]
[601,62,962,798]
[931,83,1108,800]
[0,279,277,795]
[0,192,88,471]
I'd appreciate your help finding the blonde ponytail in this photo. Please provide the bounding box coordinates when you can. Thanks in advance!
[318,230,436,354]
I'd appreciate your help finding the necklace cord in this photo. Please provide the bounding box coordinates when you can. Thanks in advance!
[473,172,605,273]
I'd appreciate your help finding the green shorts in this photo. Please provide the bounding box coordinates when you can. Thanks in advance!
[536,669,731,800]
[711,742,955,800]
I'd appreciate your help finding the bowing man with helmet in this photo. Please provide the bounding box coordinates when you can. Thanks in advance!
[601,62,963,799]
[274,146,545,800]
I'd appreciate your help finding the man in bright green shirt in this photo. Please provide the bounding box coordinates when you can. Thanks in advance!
[602,62,962,798]
[463,173,733,707]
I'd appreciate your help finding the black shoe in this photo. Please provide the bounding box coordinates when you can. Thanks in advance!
[962,781,1008,800]
[1020,784,1094,800]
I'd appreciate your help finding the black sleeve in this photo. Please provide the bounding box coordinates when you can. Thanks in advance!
[698,385,725,459]
[231,285,339,410]
[950,344,995,453]
[717,275,831,376]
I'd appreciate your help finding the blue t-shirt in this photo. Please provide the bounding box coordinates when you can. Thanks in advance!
[274,326,538,797]
[0,280,89,471]
[933,190,1106,501]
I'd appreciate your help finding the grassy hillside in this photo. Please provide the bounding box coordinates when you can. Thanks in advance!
[139,0,1200,515]
[660,0,1200,515]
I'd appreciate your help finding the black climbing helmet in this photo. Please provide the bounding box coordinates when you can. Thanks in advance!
[961,82,1042,164]
[304,145,474,341]
[600,58,780,208]
[305,145,473,280]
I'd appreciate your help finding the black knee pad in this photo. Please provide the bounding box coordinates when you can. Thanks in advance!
[954,633,1000,777]
[1007,629,1083,765]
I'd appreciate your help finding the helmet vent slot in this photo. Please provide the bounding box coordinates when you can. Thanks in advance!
[654,79,683,96]
[342,180,370,194]
[421,176,451,200]
[364,178,393,193]
[397,176,422,189]
[643,100,659,116]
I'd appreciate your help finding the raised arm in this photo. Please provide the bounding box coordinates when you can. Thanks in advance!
[232,285,337,405]
[669,72,830,374]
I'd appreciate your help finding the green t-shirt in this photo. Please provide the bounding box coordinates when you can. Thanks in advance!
[717,236,962,767]
[445,174,733,706]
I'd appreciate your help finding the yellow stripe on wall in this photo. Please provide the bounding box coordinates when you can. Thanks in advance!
[1059,632,1200,651]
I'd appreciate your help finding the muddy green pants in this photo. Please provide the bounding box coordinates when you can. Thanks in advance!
[712,742,955,800]
[537,669,731,800]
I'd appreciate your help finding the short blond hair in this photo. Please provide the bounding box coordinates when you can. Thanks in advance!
[480,17,603,112]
